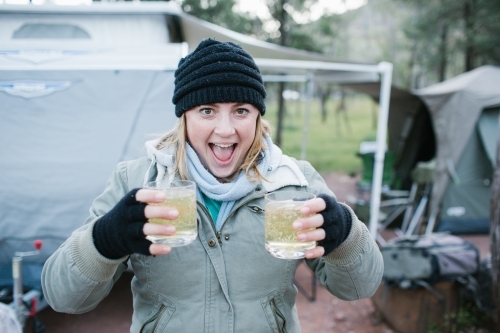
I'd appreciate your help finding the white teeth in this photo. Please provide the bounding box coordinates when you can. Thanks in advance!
[214,143,234,148]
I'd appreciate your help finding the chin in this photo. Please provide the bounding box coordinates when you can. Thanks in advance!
[213,169,240,183]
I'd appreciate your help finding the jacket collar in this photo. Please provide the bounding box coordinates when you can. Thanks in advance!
[261,146,309,192]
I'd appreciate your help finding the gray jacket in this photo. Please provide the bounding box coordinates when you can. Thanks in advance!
[42,154,383,333]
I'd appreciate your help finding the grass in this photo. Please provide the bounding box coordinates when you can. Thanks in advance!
[262,94,379,175]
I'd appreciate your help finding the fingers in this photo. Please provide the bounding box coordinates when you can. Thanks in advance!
[144,223,175,256]
[143,222,176,237]
[136,189,179,220]
[292,213,324,231]
[135,189,167,203]
[149,243,172,256]
[305,246,325,259]
[299,197,326,216]
[297,228,325,242]
[144,205,179,220]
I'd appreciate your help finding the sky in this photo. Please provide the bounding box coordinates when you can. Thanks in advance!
[235,0,367,23]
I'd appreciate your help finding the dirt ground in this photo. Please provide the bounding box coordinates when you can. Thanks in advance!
[23,172,490,333]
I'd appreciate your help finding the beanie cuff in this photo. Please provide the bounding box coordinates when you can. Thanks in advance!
[175,85,266,117]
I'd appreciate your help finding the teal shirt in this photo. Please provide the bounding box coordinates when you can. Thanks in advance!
[201,192,222,224]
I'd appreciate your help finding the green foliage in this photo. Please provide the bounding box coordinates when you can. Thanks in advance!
[397,0,500,84]
[174,0,263,36]
[425,301,494,333]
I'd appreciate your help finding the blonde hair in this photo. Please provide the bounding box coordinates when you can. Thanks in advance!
[156,114,273,182]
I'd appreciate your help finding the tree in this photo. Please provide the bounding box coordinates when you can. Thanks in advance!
[398,0,500,85]
[173,0,263,36]
[263,0,339,146]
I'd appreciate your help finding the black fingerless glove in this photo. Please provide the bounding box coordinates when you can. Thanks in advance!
[92,188,152,259]
[317,194,352,256]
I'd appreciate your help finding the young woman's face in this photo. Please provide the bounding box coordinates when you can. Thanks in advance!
[185,102,259,181]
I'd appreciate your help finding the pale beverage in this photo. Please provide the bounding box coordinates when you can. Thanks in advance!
[265,191,316,259]
[144,180,197,247]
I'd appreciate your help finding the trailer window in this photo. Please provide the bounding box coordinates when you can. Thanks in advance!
[12,23,91,39]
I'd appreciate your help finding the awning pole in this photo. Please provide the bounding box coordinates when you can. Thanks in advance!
[369,62,393,239]
[301,72,314,160]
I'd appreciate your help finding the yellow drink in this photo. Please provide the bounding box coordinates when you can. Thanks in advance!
[145,180,197,247]
[265,191,316,259]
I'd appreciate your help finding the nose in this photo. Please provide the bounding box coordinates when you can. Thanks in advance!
[214,113,236,137]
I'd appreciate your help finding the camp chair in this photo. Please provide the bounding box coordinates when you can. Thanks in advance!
[354,144,412,229]
[354,142,436,240]
[403,160,435,236]
[379,160,435,238]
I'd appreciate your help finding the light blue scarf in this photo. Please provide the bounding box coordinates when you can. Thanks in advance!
[186,136,272,231]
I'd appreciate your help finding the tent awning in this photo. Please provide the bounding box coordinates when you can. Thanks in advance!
[0,1,393,241]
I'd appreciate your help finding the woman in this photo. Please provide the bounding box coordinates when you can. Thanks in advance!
[42,39,383,333]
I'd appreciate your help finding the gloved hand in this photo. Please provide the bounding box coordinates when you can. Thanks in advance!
[317,194,352,256]
[92,188,152,259]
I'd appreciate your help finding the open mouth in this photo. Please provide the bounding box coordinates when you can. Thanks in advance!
[210,143,236,165]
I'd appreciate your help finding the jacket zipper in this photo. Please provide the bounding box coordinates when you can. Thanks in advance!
[151,305,166,333]
[140,304,166,333]
[270,299,286,333]
[197,191,265,245]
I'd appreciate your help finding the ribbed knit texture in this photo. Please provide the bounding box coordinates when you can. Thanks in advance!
[172,38,267,116]
[72,221,126,282]
[92,188,151,259]
[317,194,353,256]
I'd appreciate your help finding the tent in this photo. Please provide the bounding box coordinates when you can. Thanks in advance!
[416,66,500,234]
[0,1,393,268]
[345,65,500,234]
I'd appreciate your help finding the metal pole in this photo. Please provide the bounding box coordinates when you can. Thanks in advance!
[368,62,393,239]
[301,72,314,160]
[12,256,24,323]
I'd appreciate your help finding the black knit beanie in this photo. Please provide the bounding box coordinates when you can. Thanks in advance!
[172,38,267,117]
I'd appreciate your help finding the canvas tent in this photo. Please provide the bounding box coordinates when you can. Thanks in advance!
[345,65,500,234]
[416,65,500,234]
[0,2,393,270]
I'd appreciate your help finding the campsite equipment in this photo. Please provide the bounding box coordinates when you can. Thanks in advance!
[461,254,496,318]
[355,157,435,240]
[372,280,460,333]
[374,233,481,333]
[346,66,500,234]
[0,240,46,332]
[381,234,480,288]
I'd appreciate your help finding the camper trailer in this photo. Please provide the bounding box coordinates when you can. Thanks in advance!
[0,2,184,327]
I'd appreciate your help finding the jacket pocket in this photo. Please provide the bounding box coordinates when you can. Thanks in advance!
[261,291,288,333]
[247,204,265,214]
[140,295,176,333]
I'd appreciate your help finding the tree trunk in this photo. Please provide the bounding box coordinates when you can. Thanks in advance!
[438,22,448,82]
[491,118,500,331]
[319,86,331,123]
[464,0,476,71]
